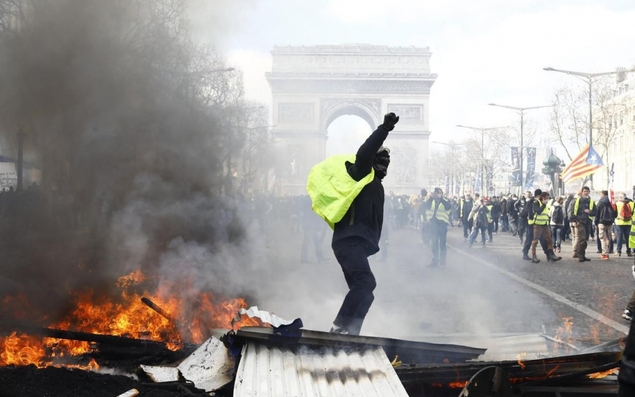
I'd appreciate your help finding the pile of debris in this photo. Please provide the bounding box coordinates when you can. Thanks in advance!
[0,307,625,397]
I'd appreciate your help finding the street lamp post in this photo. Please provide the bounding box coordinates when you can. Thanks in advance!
[456,125,507,195]
[487,103,552,193]
[542,66,635,188]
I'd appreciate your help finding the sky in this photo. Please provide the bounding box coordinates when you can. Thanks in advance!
[191,0,635,156]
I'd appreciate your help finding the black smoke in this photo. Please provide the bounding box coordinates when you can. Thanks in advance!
[0,0,263,328]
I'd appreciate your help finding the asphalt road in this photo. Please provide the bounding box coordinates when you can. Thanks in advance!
[257,221,634,353]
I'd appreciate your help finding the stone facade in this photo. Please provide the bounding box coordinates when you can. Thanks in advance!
[266,44,437,195]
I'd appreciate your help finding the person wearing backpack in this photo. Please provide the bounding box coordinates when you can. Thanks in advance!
[596,190,616,260]
[616,194,634,257]
[549,196,565,253]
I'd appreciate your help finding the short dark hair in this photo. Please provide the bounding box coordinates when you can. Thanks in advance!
[582,186,590,192]
[601,190,609,196]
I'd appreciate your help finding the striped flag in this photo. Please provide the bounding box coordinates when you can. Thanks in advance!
[560,144,604,184]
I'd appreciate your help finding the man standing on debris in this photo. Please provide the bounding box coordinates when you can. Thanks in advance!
[423,187,451,267]
[307,113,399,336]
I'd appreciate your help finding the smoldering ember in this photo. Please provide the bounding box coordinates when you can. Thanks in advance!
[1,1,635,397]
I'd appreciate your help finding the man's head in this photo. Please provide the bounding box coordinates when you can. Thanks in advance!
[619,193,626,201]
[534,189,542,198]
[601,190,609,197]
[434,187,443,198]
[581,186,590,197]
[475,193,480,199]
[373,146,390,179]
[466,193,472,200]
[525,190,532,199]
[540,192,550,202]
[420,188,428,197]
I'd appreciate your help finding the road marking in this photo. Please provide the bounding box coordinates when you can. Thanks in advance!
[450,244,630,335]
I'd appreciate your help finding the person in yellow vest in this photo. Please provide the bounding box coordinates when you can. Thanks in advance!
[423,187,452,267]
[530,192,557,263]
[567,186,596,262]
[616,194,635,257]
[620,222,635,321]
[307,112,399,336]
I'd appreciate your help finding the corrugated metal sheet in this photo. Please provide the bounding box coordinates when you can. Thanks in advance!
[234,341,409,397]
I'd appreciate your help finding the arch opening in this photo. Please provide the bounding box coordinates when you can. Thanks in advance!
[326,115,373,157]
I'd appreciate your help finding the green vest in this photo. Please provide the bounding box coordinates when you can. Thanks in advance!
[430,200,450,224]
[616,201,634,226]
[534,202,551,225]
[485,205,493,224]
[630,223,635,249]
[306,154,375,230]
[573,197,595,221]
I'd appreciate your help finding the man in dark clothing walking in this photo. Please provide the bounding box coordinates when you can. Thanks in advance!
[522,189,561,262]
[568,186,596,262]
[459,194,474,241]
[329,112,399,335]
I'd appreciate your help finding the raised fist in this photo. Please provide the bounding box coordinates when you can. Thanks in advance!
[383,112,400,131]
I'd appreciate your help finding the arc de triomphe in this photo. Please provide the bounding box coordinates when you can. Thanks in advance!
[266,45,437,195]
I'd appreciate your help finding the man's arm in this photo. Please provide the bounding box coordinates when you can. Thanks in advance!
[587,200,598,217]
[347,113,398,181]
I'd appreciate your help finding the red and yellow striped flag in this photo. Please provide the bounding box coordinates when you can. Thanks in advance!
[560,144,604,184]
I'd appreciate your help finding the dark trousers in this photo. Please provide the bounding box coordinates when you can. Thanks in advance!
[462,218,473,238]
[617,225,632,255]
[523,224,549,256]
[332,238,376,335]
[487,223,494,241]
[551,225,563,248]
[430,220,448,265]
[501,215,509,232]
[493,218,499,233]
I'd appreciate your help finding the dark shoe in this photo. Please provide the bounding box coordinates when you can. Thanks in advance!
[579,257,587,263]
[628,252,633,257]
[548,255,562,262]
[522,255,531,261]
[618,252,622,257]
[531,256,540,264]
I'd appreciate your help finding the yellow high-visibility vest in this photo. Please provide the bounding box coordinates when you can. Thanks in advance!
[430,200,450,224]
[485,205,493,224]
[573,197,595,221]
[534,202,551,225]
[616,201,634,226]
[629,223,635,249]
[306,154,374,230]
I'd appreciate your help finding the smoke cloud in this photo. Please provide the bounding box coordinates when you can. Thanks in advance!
[0,0,266,334]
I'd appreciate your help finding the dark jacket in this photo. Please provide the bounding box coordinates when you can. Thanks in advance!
[568,196,596,224]
[332,125,389,255]
[596,196,615,226]
[460,199,474,221]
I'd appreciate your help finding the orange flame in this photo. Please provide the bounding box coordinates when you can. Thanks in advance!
[516,351,527,370]
[587,368,619,379]
[1,269,261,368]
